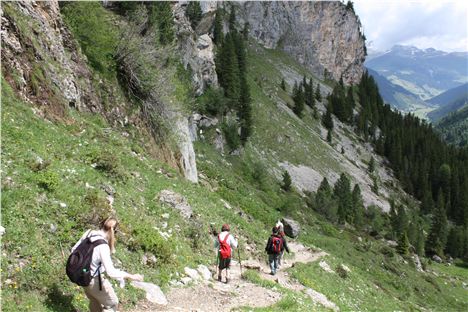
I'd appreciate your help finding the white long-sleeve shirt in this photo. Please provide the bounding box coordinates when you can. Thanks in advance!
[214,231,238,257]
[71,229,130,280]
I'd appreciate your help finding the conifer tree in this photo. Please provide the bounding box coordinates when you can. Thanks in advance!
[282,170,292,192]
[397,231,410,255]
[315,177,337,222]
[151,2,175,45]
[213,9,223,45]
[315,83,322,102]
[217,33,240,104]
[280,78,286,91]
[351,184,364,228]
[322,104,334,130]
[186,1,202,29]
[368,156,376,173]
[293,84,305,117]
[334,173,352,224]
[242,22,250,40]
[327,129,332,143]
[228,6,236,32]
[238,75,252,144]
[415,222,425,256]
[426,190,448,256]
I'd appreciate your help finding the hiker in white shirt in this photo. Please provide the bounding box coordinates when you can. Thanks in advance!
[71,217,143,312]
[214,223,238,283]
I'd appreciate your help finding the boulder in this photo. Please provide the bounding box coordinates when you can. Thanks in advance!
[197,264,212,281]
[281,217,300,238]
[131,281,167,305]
[432,255,443,263]
[412,254,423,272]
[184,267,201,280]
[158,190,192,219]
[242,259,262,271]
[319,260,333,273]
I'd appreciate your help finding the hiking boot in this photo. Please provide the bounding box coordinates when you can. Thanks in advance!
[217,275,222,282]
[225,278,229,284]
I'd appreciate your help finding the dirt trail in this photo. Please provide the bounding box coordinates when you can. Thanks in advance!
[127,242,333,312]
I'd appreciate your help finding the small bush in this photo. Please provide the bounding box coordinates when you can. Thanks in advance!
[37,170,59,191]
[83,190,112,225]
[131,226,174,266]
[380,245,395,258]
[335,264,349,279]
[92,152,126,179]
[196,87,227,116]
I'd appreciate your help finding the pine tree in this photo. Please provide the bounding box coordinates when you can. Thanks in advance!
[186,1,202,29]
[306,78,315,108]
[280,78,286,91]
[368,156,376,173]
[234,32,247,75]
[217,33,240,104]
[415,222,425,256]
[426,190,448,256]
[322,104,334,130]
[293,85,305,117]
[213,9,223,45]
[445,226,464,258]
[238,75,252,144]
[228,6,236,32]
[327,129,332,143]
[151,2,175,45]
[334,173,352,224]
[351,184,364,228]
[315,83,322,102]
[282,170,292,192]
[315,177,338,222]
[397,231,410,255]
[242,22,250,40]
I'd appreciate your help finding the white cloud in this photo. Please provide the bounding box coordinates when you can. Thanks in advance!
[353,0,468,52]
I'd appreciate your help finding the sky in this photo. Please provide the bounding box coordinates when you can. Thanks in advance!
[352,0,468,52]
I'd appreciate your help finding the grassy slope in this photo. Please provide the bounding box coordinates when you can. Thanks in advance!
[2,5,468,312]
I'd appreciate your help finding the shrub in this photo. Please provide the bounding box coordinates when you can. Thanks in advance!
[83,190,112,225]
[92,152,126,179]
[37,170,59,191]
[196,87,228,116]
[131,226,174,266]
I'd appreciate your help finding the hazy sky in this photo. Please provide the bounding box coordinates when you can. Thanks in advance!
[353,0,468,52]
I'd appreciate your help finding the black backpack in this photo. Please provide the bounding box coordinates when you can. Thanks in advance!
[66,232,107,287]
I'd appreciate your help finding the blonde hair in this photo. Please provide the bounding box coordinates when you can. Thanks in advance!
[100,217,118,254]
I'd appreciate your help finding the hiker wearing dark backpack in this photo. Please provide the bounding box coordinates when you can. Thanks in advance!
[214,223,238,283]
[68,217,143,312]
[265,226,290,275]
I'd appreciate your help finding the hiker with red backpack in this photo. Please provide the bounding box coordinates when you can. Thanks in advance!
[265,226,290,275]
[275,220,286,267]
[67,217,143,312]
[214,223,238,283]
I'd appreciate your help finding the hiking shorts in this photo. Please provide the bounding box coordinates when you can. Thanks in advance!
[218,257,231,270]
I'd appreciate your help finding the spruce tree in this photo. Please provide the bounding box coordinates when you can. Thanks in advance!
[242,22,250,40]
[315,83,322,102]
[238,75,252,144]
[306,78,315,108]
[416,222,425,256]
[213,9,223,45]
[426,190,448,256]
[397,231,410,255]
[218,33,240,104]
[322,104,334,130]
[186,1,202,29]
[315,177,337,222]
[293,84,305,117]
[327,129,332,143]
[351,184,364,228]
[368,156,376,173]
[228,6,236,32]
[280,78,286,91]
[334,173,352,224]
[282,170,292,192]
[151,2,175,45]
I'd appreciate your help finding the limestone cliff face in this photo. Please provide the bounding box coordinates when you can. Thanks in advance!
[233,1,366,84]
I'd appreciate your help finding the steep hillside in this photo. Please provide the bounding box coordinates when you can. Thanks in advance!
[366,45,468,101]
[2,2,468,312]
[427,83,468,121]
[436,105,468,147]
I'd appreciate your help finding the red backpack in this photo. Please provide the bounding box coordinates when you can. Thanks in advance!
[271,235,283,254]
[218,233,231,259]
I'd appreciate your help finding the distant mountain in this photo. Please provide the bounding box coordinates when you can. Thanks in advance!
[367,68,428,111]
[365,45,468,101]
[427,83,468,106]
[427,83,468,121]
[436,105,468,147]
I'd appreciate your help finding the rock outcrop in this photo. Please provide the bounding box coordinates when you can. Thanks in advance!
[281,217,301,238]
[174,3,218,95]
[232,1,366,84]
[1,1,100,114]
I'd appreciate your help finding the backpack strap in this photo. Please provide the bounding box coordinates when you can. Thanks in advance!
[221,233,230,244]
[89,239,107,291]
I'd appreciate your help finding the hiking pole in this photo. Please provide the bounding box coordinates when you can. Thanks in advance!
[238,243,242,278]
